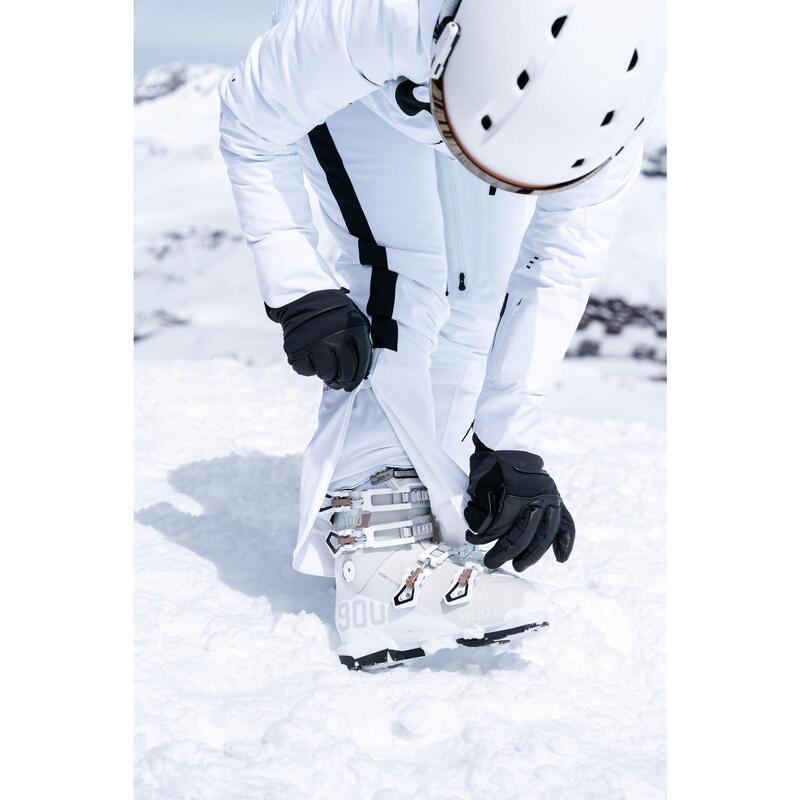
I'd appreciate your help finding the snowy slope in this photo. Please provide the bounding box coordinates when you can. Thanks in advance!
[134,64,666,799]
[135,361,665,800]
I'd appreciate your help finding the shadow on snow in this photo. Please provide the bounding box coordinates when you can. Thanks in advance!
[135,452,337,648]
[136,451,536,673]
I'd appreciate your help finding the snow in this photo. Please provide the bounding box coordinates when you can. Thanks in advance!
[135,65,666,799]
[135,361,665,799]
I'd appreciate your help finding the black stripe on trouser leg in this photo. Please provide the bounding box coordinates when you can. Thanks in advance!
[359,238,397,349]
[307,123,399,351]
[368,269,398,348]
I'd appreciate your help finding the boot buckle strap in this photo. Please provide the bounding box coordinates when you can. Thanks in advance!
[392,544,452,608]
[326,486,429,515]
[370,467,419,485]
[326,515,435,557]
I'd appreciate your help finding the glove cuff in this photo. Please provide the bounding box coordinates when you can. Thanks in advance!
[264,288,351,327]
[472,434,545,473]
[472,433,492,453]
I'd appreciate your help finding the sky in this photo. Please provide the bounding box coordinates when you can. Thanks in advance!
[135,0,277,75]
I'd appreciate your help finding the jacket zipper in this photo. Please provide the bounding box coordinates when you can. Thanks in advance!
[439,156,467,294]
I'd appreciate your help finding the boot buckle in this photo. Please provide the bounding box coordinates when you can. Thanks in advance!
[392,545,452,608]
[444,565,478,606]
[325,531,366,555]
[393,566,423,608]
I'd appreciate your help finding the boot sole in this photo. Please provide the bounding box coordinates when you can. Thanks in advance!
[339,621,548,671]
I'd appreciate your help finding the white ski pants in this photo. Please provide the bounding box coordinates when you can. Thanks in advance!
[292,100,531,576]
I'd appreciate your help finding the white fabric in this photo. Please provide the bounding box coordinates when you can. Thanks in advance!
[328,387,410,491]
[219,0,438,307]
[218,0,642,576]
[474,146,642,451]
[286,100,469,575]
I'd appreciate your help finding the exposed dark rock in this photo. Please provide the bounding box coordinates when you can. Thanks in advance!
[570,297,667,362]
[642,145,667,178]
[574,340,601,357]
[578,297,667,338]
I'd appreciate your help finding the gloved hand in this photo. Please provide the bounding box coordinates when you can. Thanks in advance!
[464,435,576,571]
[265,289,372,392]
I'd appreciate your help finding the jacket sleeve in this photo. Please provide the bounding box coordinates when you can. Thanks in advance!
[473,144,644,452]
[218,0,424,307]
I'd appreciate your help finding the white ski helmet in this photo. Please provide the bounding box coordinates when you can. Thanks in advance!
[430,0,666,194]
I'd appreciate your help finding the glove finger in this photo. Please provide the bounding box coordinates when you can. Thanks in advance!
[333,340,358,390]
[309,345,338,383]
[464,498,490,538]
[351,328,373,382]
[464,493,505,541]
[464,501,487,537]
[512,503,561,572]
[362,342,374,380]
[287,351,316,377]
[553,504,576,563]
[465,529,500,546]
[332,326,371,391]
[484,505,542,570]
[464,480,507,535]
[342,340,372,392]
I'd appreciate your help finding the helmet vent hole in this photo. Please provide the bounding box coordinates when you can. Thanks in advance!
[635,117,645,131]
[601,111,615,127]
[517,70,530,90]
[481,115,493,130]
[615,146,625,156]
[628,50,639,71]
[571,158,585,168]
[551,16,567,38]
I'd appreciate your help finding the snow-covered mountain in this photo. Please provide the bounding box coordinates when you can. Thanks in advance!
[134,63,666,364]
[134,64,666,800]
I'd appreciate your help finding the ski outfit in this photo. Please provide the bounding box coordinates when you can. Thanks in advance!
[219,0,642,577]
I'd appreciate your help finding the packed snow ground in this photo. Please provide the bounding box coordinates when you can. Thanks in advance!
[135,64,666,799]
[135,361,665,799]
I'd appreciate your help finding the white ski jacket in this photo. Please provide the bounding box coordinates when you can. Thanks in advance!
[220,0,640,450]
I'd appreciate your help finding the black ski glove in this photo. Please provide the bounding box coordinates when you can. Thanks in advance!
[464,435,576,571]
[266,289,372,392]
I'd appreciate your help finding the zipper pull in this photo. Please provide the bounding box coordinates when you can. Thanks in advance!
[458,273,466,291]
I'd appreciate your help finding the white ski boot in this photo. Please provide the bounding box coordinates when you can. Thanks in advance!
[322,467,549,670]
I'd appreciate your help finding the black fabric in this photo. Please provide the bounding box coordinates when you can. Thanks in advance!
[464,435,576,571]
[265,289,372,392]
[395,79,430,117]
[307,123,399,351]
[498,293,509,320]
[367,265,397,321]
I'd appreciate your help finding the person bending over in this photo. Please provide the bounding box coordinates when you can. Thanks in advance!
[220,0,665,669]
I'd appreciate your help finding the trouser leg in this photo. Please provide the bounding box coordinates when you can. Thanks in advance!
[299,101,450,478]
[292,103,464,575]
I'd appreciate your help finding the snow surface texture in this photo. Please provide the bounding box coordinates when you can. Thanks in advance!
[135,65,666,799]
